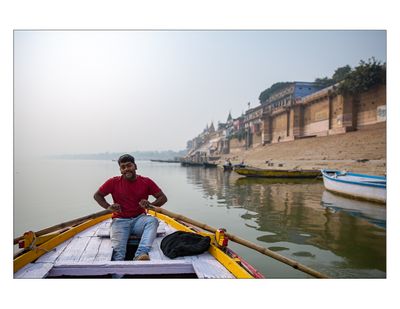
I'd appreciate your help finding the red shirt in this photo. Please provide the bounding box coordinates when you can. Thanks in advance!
[98,175,162,218]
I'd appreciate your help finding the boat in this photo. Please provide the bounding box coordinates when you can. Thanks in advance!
[321,169,386,204]
[321,190,386,228]
[235,176,321,186]
[235,167,321,178]
[150,159,180,163]
[180,161,204,167]
[14,209,264,279]
[223,164,233,171]
[203,162,218,168]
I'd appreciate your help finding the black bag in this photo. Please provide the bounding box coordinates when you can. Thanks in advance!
[160,231,211,259]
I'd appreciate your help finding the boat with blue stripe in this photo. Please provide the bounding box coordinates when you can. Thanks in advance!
[321,169,386,203]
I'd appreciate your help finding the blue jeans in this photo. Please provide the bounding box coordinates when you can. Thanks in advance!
[110,214,159,261]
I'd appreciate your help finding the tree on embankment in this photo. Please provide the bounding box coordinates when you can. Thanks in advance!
[258,58,386,102]
[336,58,386,95]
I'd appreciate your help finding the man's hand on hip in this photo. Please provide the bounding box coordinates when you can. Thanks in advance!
[107,203,122,212]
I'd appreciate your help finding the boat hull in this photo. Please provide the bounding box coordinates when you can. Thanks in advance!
[14,210,263,279]
[203,162,218,168]
[321,169,386,203]
[235,167,321,178]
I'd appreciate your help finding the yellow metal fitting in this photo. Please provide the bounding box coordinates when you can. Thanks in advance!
[215,228,228,247]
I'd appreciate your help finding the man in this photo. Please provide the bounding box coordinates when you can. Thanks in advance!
[93,154,167,262]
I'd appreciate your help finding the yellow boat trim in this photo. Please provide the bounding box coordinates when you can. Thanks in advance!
[148,210,253,278]
[18,229,71,249]
[14,214,112,273]
[236,168,320,178]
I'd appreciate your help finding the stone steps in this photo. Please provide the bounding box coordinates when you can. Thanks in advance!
[223,122,386,175]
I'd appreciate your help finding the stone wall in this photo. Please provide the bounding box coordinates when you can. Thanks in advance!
[274,84,384,143]
[229,137,246,153]
[356,84,386,128]
[253,131,263,147]
[272,112,288,142]
[330,95,344,130]
[303,100,329,136]
[226,84,385,153]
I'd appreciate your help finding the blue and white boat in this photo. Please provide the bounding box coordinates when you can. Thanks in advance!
[321,169,386,204]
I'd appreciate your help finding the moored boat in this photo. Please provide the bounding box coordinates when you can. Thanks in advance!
[235,167,321,178]
[203,162,218,168]
[14,209,264,279]
[150,159,180,163]
[180,161,204,167]
[321,169,386,204]
[223,164,233,171]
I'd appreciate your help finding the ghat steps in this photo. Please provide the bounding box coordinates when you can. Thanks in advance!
[221,122,386,175]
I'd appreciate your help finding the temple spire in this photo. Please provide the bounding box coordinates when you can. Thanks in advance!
[209,121,215,132]
[227,111,232,122]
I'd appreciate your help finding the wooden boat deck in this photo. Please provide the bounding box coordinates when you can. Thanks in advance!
[14,218,235,279]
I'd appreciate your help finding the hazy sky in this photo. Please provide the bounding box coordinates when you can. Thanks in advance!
[14,30,386,156]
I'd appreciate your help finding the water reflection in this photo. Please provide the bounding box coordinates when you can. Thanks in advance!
[184,166,386,277]
[321,190,386,229]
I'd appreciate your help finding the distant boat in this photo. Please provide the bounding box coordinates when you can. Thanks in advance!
[150,159,180,163]
[321,190,386,228]
[223,164,233,171]
[203,162,218,168]
[235,176,320,186]
[180,161,204,167]
[321,169,386,204]
[235,167,321,178]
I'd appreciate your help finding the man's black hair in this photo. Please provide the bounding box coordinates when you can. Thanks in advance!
[118,154,135,165]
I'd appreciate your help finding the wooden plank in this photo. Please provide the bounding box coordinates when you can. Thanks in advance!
[56,236,91,263]
[14,262,54,279]
[101,219,111,229]
[75,223,100,237]
[192,259,235,279]
[49,261,195,277]
[96,227,111,238]
[94,238,113,262]
[35,238,73,263]
[79,237,102,263]
[14,214,111,273]
[184,251,215,261]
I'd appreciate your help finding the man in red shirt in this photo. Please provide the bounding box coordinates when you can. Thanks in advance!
[94,154,167,263]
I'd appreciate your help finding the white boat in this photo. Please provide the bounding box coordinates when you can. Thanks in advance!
[14,209,264,279]
[321,169,386,204]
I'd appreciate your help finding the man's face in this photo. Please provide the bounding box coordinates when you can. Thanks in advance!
[119,161,137,181]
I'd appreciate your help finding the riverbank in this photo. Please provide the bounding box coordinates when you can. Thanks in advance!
[215,122,386,175]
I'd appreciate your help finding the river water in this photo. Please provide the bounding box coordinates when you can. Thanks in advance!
[14,158,386,278]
